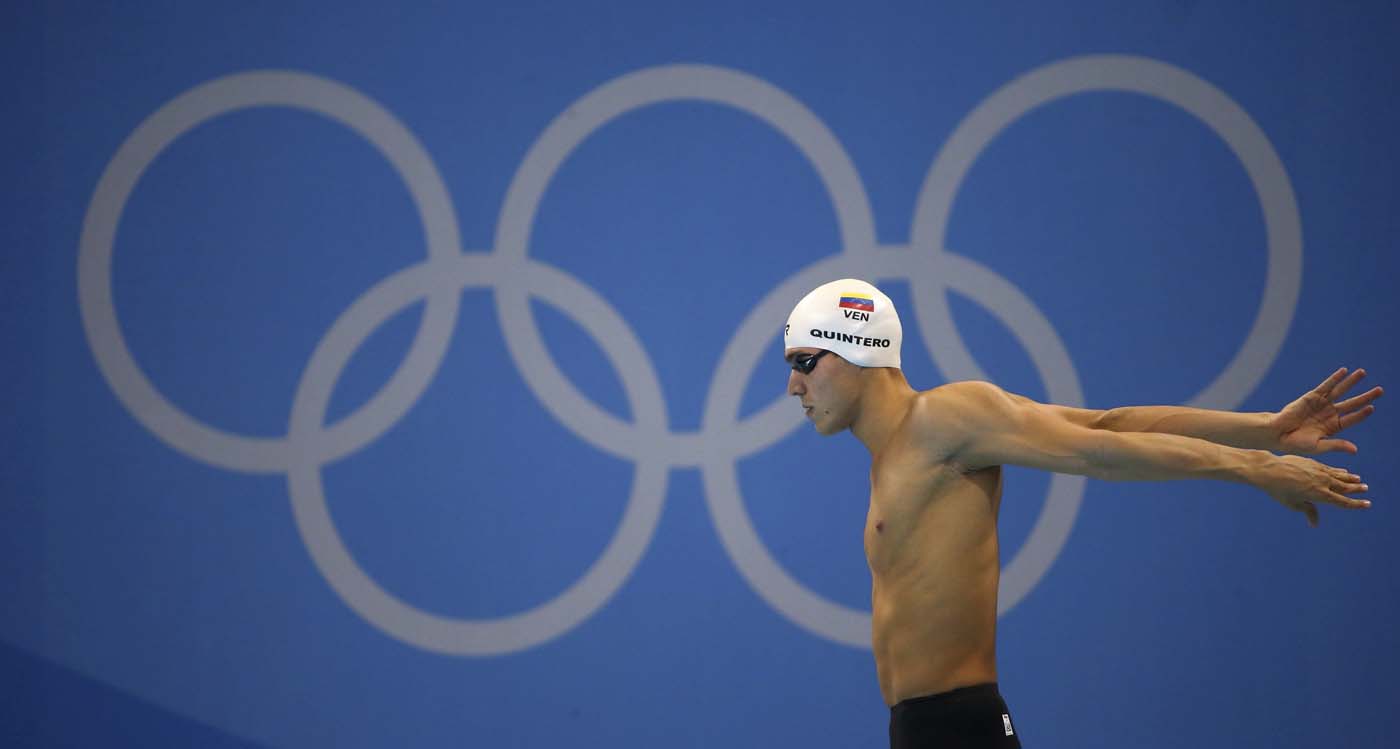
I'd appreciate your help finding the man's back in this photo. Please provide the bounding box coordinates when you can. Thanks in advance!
[866,387,1004,706]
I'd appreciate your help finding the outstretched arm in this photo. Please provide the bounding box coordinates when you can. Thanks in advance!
[924,381,1373,527]
[1024,368,1383,455]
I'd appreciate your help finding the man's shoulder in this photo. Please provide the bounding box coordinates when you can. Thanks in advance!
[904,381,1011,446]
[911,381,1008,418]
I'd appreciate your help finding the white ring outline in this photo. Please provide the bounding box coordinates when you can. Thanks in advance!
[701,249,1086,646]
[77,56,1301,654]
[911,55,1300,408]
[696,55,1300,642]
[899,55,1301,617]
[77,71,463,473]
[286,253,669,655]
[491,64,876,464]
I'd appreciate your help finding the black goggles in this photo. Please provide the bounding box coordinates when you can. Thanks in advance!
[789,349,831,374]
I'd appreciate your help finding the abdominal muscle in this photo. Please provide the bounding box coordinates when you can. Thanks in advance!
[866,461,1004,706]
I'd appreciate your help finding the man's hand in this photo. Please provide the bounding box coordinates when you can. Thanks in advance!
[1257,454,1371,527]
[1271,368,1383,455]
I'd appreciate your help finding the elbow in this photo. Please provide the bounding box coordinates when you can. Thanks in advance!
[1083,430,1122,481]
[1092,407,1122,432]
[1084,461,1119,482]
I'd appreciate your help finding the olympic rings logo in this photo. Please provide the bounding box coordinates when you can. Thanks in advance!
[78,55,1301,655]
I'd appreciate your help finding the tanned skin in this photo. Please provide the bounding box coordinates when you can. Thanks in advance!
[784,353,1380,706]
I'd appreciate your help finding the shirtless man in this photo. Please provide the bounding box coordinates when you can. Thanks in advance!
[781,279,1381,748]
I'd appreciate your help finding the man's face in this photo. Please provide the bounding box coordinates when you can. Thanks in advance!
[785,347,859,435]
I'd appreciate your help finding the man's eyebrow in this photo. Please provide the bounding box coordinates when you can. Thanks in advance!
[783,352,799,363]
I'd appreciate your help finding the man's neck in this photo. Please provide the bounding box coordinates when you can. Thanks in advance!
[849,369,918,457]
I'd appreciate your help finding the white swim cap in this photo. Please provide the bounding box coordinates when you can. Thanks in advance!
[784,279,902,368]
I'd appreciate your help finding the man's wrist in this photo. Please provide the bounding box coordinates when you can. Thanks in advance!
[1247,411,1281,450]
[1232,447,1275,487]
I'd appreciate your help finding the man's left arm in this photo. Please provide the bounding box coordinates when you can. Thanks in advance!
[924,381,1372,527]
[1024,367,1383,455]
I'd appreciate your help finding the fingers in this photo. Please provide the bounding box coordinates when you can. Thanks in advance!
[1338,406,1377,431]
[1327,477,1369,497]
[1327,368,1368,400]
[1335,383,1382,410]
[1324,488,1371,510]
[1315,438,1359,454]
[1323,465,1359,482]
[1321,466,1372,509]
[1315,368,1349,397]
[1303,501,1319,528]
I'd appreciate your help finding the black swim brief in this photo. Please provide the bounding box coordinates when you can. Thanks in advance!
[889,682,1021,748]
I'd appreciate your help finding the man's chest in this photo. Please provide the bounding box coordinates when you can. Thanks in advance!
[863,450,1002,574]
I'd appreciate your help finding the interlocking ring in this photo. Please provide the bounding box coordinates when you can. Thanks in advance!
[79,56,1300,654]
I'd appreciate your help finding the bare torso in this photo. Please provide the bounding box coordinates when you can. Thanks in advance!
[865,394,1004,706]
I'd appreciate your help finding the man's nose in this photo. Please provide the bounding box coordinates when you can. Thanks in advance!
[787,370,805,397]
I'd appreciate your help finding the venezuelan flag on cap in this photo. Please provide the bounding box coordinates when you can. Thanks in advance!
[838,293,875,312]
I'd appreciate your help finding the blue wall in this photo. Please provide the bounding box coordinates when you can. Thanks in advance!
[4,2,1398,747]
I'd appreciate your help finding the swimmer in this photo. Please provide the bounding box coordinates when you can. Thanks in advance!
[783,279,1381,748]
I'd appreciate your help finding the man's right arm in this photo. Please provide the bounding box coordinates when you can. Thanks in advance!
[920,381,1372,527]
